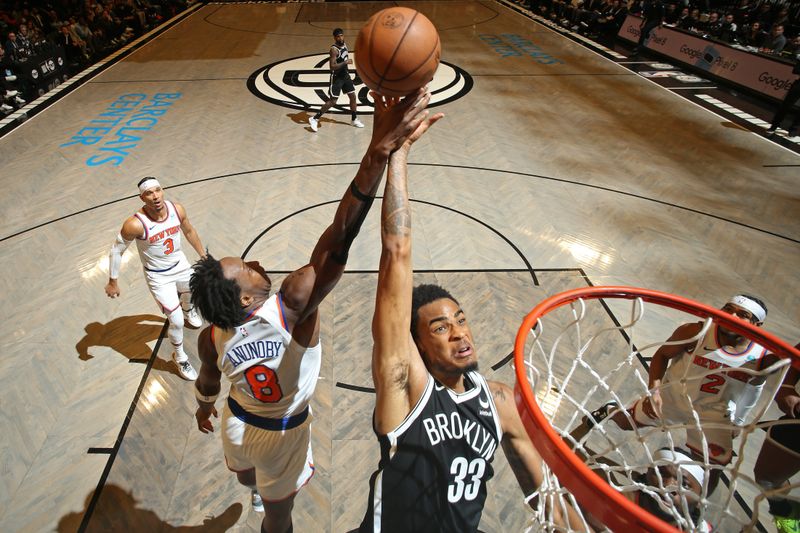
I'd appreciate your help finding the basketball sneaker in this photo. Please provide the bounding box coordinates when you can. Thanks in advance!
[251,490,264,513]
[184,306,203,328]
[308,116,318,132]
[352,118,365,128]
[172,353,198,380]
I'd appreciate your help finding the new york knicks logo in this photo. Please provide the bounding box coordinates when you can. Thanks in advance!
[247,53,473,114]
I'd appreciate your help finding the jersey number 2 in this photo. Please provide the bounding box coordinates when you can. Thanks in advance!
[244,365,283,403]
[700,374,725,394]
[447,457,486,503]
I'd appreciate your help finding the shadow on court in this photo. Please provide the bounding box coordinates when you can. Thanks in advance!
[57,484,242,532]
[75,314,179,375]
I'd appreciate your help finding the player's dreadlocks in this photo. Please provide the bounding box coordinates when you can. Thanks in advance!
[190,254,249,330]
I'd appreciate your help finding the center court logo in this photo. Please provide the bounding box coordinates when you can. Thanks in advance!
[247,53,473,114]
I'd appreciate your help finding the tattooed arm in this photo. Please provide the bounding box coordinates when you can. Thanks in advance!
[371,94,444,435]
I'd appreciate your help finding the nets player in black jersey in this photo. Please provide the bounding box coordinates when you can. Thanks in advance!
[357,99,578,532]
[308,28,364,132]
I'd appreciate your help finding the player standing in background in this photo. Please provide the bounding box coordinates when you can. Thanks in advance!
[308,28,365,132]
[105,177,206,380]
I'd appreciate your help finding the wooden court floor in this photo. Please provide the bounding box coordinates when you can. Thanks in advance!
[0,1,798,531]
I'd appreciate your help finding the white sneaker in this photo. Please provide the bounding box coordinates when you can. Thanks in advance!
[308,116,318,132]
[251,490,264,513]
[4,90,18,97]
[352,118,365,128]
[13,96,25,106]
[172,353,198,380]
[5,75,16,82]
[0,103,12,112]
[184,306,203,328]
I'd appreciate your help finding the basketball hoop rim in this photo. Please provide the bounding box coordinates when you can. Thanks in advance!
[513,286,800,533]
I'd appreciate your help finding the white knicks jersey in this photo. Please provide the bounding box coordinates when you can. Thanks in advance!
[212,293,322,418]
[133,200,186,272]
[662,323,767,423]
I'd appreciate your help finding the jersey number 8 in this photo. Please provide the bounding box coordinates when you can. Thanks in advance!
[244,365,284,403]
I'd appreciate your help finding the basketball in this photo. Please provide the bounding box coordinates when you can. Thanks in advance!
[355,7,441,97]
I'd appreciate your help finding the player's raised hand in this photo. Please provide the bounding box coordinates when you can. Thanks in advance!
[644,389,663,419]
[369,88,433,155]
[401,88,444,150]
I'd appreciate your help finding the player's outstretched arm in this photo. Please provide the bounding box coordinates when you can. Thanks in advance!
[194,326,222,433]
[105,217,144,298]
[371,96,443,434]
[280,89,435,329]
[644,322,702,418]
[175,203,206,259]
[489,380,586,530]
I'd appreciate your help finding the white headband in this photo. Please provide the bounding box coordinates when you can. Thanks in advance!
[654,449,705,486]
[138,178,161,194]
[728,295,767,323]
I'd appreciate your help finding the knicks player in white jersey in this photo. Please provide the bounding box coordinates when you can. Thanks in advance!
[104,177,207,380]
[592,294,769,494]
[188,89,436,533]
[361,106,582,532]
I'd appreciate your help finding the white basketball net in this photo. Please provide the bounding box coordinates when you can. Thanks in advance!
[516,296,799,532]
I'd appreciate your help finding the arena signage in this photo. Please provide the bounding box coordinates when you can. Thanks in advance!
[618,15,796,100]
[61,93,183,167]
[247,53,473,113]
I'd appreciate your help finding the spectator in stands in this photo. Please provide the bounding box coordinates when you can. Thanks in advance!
[786,35,800,60]
[764,24,787,55]
[664,2,679,25]
[594,0,628,39]
[740,21,766,47]
[733,0,755,27]
[705,11,723,38]
[772,7,791,32]
[0,44,24,113]
[5,31,25,62]
[674,6,690,27]
[755,2,774,31]
[16,24,33,57]
[718,13,739,43]
[72,16,95,57]
[681,8,701,31]
[58,22,87,66]
[28,8,47,33]
[633,0,665,55]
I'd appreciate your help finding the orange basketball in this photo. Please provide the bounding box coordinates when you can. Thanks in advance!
[355,7,441,97]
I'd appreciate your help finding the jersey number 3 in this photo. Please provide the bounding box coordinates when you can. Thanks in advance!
[448,457,486,503]
[244,365,284,403]
[163,238,175,255]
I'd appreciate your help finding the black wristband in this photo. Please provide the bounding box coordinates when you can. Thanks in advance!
[350,180,374,202]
